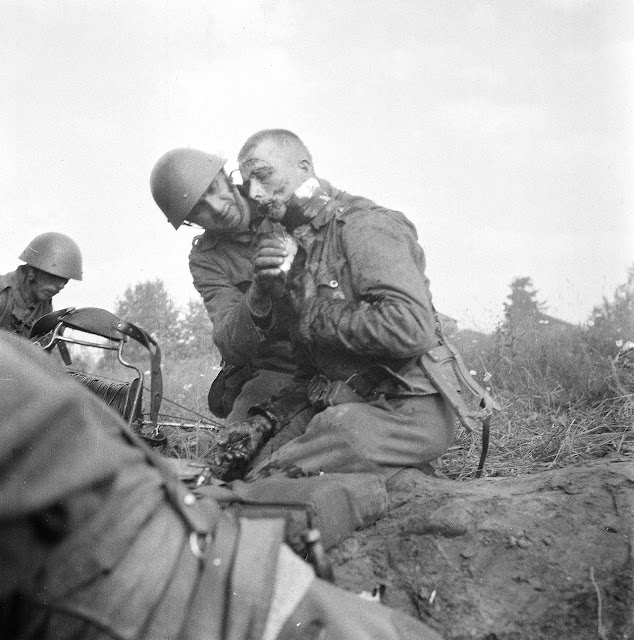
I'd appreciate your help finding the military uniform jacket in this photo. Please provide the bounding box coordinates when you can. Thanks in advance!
[0,268,52,336]
[285,180,441,395]
[189,231,295,373]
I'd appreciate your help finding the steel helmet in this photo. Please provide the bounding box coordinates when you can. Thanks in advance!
[150,148,226,229]
[19,232,83,281]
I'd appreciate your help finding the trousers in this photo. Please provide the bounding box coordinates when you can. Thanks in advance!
[252,393,456,477]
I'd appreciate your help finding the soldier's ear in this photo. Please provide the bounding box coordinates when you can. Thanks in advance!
[298,159,312,175]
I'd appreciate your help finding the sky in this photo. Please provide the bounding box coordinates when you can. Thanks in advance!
[2,0,632,332]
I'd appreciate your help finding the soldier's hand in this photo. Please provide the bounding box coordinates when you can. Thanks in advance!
[251,237,289,301]
[254,237,289,279]
[210,414,274,481]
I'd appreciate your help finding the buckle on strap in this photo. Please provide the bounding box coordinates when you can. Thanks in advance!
[189,532,212,558]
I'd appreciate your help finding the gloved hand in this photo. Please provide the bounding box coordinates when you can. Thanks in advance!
[210,413,275,481]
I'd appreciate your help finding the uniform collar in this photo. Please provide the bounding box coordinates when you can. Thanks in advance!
[204,230,254,246]
[10,267,38,306]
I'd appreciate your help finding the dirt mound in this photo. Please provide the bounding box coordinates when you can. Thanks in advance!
[330,455,634,640]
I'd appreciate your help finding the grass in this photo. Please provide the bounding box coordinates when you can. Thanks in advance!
[138,353,226,460]
[438,393,634,480]
[67,346,226,460]
[157,354,222,421]
[74,323,634,479]
[438,325,634,480]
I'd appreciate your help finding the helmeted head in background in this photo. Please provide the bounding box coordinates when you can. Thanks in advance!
[238,129,316,222]
[150,148,252,233]
[18,232,83,301]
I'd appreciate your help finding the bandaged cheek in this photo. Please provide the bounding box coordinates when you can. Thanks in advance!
[293,177,321,201]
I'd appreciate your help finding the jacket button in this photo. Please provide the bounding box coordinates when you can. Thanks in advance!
[329,280,339,288]
[184,493,196,505]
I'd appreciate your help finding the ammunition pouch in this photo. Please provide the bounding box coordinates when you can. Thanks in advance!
[420,340,501,477]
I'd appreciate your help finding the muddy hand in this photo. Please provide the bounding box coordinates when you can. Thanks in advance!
[211,414,274,481]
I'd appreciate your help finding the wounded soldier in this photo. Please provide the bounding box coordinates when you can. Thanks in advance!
[212,129,469,482]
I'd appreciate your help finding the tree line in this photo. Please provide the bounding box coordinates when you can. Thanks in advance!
[113,266,634,363]
[113,279,219,362]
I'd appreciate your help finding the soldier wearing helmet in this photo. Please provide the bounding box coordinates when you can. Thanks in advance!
[150,148,295,421]
[0,232,82,337]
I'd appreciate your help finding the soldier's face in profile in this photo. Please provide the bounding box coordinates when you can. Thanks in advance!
[186,172,250,233]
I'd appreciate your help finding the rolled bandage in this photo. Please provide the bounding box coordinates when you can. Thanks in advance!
[278,231,298,273]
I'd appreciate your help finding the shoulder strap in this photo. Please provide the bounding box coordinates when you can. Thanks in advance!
[180,513,287,640]
[225,517,288,640]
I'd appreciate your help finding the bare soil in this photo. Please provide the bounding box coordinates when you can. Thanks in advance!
[329,455,634,640]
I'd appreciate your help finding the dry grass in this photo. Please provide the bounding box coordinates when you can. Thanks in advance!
[155,385,634,480]
[134,327,634,479]
[159,422,222,460]
[435,325,634,479]
[438,392,634,480]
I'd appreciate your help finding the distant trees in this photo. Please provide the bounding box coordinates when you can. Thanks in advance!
[496,276,547,356]
[179,298,219,361]
[587,264,634,354]
[487,275,616,407]
[502,276,547,330]
[114,279,218,362]
[115,279,183,358]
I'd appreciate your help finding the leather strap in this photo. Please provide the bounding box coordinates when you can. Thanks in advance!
[225,517,288,640]
[420,341,499,478]
[181,514,239,640]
